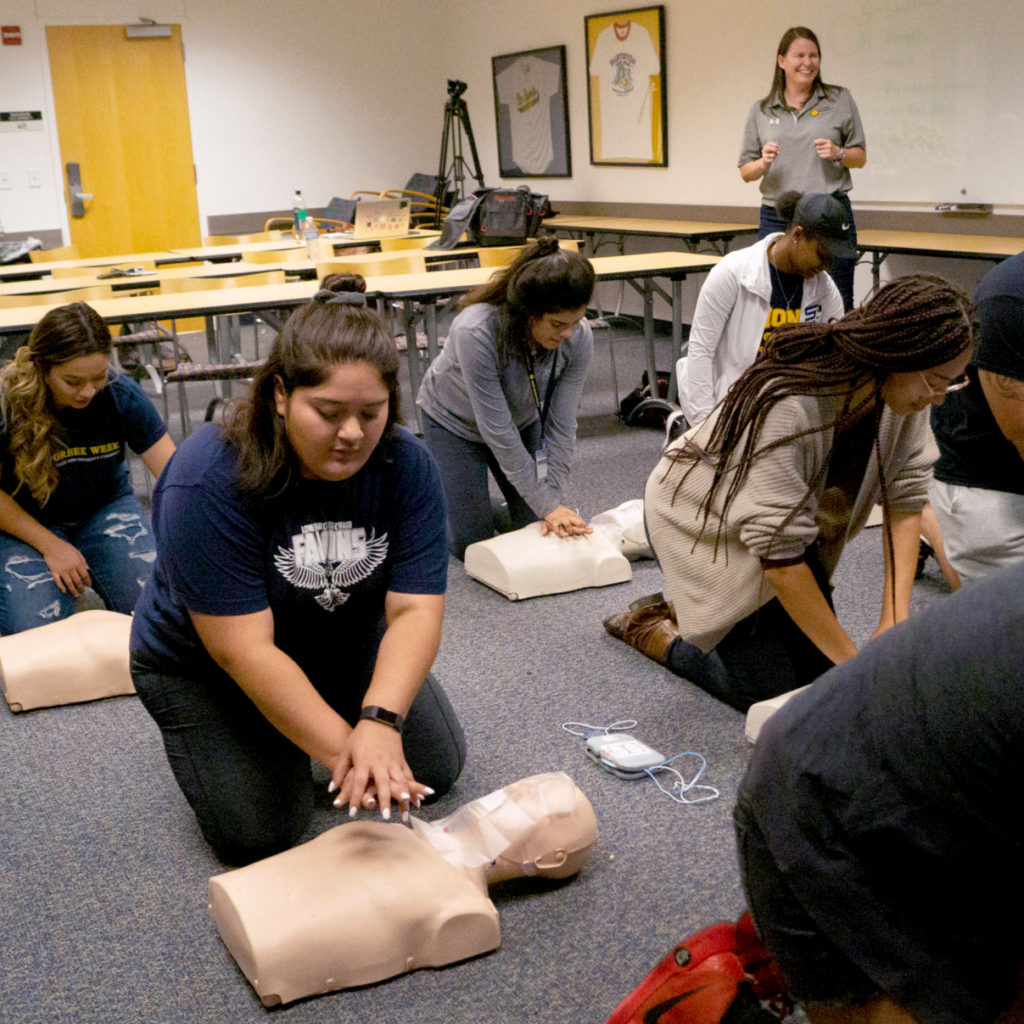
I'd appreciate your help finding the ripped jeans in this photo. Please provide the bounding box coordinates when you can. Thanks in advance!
[0,492,157,635]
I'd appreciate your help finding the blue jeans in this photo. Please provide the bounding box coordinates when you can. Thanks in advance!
[420,411,541,560]
[0,492,156,635]
[131,646,466,865]
[759,195,857,311]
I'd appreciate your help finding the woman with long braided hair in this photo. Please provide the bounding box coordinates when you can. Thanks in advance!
[0,302,174,635]
[604,275,974,711]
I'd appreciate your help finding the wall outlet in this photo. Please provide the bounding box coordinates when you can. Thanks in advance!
[0,172,12,190]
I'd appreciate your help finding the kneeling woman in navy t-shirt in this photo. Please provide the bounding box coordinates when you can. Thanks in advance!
[0,302,174,635]
[130,275,465,864]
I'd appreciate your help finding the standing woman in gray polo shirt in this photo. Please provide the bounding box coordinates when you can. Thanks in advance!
[739,26,866,310]
[416,236,595,559]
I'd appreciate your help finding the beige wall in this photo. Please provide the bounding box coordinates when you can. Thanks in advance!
[1,0,1019,301]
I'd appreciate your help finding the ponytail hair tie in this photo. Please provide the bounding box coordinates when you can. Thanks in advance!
[313,289,367,306]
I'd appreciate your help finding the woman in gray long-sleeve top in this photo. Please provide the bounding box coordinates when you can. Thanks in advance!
[416,236,595,559]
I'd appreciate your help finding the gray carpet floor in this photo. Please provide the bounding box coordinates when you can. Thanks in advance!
[1,320,954,1023]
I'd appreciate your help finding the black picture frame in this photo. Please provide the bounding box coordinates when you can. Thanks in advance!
[491,44,572,178]
[585,5,667,166]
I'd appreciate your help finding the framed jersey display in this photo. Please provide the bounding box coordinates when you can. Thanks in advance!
[492,44,572,178]
[585,5,667,166]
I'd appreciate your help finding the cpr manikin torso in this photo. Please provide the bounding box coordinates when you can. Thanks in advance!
[0,609,135,711]
[208,772,598,1005]
[464,521,632,600]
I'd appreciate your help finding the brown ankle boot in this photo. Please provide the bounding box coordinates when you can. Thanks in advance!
[603,605,677,663]
[627,592,676,622]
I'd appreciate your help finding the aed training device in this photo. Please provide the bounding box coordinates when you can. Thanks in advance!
[585,732,665,780]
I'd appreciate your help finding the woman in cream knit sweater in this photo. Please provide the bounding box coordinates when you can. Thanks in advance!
[604,275,974,711]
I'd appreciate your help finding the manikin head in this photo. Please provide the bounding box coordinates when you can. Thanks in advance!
[411,771,599,884]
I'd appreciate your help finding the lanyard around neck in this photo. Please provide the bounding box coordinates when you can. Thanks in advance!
[525,347,560,441]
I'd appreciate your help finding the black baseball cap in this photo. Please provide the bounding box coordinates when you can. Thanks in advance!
[792,193,858,260]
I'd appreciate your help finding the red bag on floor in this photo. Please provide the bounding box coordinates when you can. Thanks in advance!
[604,913,791,1024]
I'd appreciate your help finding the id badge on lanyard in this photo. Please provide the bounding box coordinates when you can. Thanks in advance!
[527,350,559,484]
[535,439,549,483]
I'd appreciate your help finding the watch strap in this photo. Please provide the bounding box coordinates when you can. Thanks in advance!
[359,705,405,734]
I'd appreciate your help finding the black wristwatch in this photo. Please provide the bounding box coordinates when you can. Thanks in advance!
[359,705,405,734]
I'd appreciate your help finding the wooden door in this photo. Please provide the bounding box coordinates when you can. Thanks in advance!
[46,25,201,257]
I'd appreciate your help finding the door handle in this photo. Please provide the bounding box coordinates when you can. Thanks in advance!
[65,161,93,218]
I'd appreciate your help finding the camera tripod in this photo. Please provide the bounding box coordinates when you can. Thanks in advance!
[433,79,485,227]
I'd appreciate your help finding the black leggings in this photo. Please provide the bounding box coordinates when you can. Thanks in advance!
[664,549,836,712]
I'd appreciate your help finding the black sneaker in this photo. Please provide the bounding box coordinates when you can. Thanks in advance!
[916,537,934,578]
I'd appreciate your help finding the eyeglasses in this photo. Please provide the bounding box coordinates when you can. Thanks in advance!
[918,371,970,397]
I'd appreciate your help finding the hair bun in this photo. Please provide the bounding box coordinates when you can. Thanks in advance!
[320,272,367,293]
[315,272,368,306]
[534,233,560,257]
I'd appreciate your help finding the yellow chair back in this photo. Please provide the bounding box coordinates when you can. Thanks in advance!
[240,248,309,265]
[50,259,157,279]
[28,244,81,263]
[0,284,113,308]
[203,231,284,245]
[316,252,426,280]
[378,235,435,253]
[159,270,287,293]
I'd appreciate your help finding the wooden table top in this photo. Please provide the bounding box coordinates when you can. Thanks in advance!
[0,262,309,297]
[856,229,1024,259]
[0,244,518,297]
[0,281,318,334]
[170,229,441,261]
[0,250,189,281]
[364,250,721,299]
[0,250,720,335]
[546,215,758,239]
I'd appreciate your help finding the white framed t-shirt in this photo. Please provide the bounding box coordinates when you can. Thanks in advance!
[588,20,659,161]
[496,55,561,174]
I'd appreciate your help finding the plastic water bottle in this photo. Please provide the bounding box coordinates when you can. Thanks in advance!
[302,215,319,258]
[292,190,306,238]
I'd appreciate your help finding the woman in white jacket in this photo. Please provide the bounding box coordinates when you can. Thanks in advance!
[677,191,846,429]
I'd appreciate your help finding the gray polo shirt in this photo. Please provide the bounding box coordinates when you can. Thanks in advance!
[415,302,592,518]
[739,84,866,203]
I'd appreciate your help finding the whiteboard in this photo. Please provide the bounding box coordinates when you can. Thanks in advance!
[831,0,1024,205]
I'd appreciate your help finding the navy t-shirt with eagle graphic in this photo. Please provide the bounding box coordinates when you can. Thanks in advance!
[129,422,447,703]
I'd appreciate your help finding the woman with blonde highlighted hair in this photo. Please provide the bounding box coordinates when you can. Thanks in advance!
[0,302,174,634]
